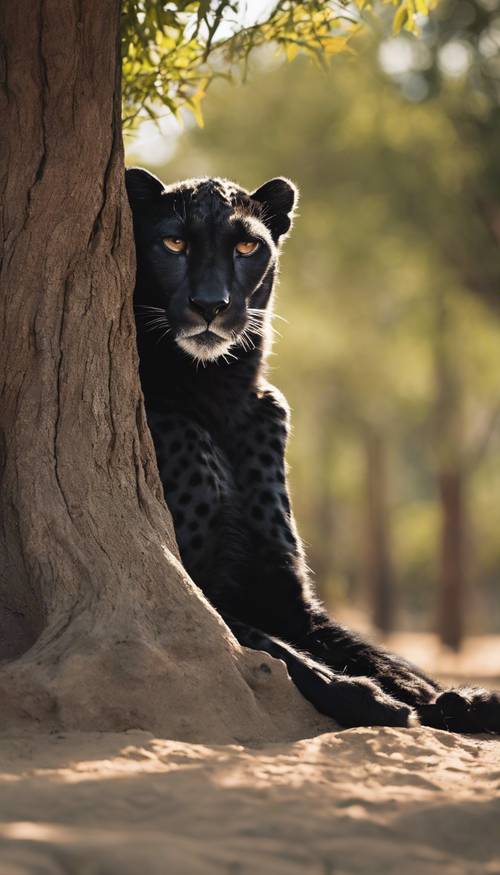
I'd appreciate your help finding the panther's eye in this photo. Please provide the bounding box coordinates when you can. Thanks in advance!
[163,237,186,253]
[235,241,260,257]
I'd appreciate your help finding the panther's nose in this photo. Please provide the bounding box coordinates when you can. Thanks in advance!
[189,293,230,323]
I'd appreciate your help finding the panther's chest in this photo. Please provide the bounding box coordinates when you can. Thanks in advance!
[146,392,293,603]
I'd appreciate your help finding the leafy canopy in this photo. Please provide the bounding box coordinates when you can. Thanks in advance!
[121,0,436,126]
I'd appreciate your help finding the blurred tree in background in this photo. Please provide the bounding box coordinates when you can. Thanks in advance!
[126,0,500,650]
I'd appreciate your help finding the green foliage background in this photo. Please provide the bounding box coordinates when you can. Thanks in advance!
[121,0,436,126]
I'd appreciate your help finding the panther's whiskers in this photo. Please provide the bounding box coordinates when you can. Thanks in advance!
[249,318,281,342]
[248,306,287,332]
[136,309,171,338]
[238,328,256,352]
[143,317,168,327]
[146,319,171,336]
[134,305,168,314]
[156,325,171,345]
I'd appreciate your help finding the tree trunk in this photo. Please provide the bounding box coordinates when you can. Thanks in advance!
[436,470,466,651]
[310,415,335,596]
[0,0,328,742]
[432,291,466,651]
[362,430,395,635]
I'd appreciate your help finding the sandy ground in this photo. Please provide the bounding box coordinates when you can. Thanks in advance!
[0,727,499,874]
[0,637,499,875]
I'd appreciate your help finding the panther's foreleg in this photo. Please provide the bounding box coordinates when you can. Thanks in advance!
[225,615,416,729]
[294,620,500,734]
[236,388,500,734]
[301,621,439,705]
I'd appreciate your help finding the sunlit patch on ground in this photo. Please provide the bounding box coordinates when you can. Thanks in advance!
[0,725,498,874]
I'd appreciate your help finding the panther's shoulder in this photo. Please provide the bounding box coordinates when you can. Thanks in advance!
[251,381,291,428]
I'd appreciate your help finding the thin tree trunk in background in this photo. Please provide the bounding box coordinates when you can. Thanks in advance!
[436,470,465,651]
[314,480,335,593]
[311,415,335,595]
[433,290,466,651]
[0,0,325,741]
[363,430,395,635]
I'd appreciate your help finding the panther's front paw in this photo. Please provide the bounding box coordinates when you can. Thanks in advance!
[418,688,500,734]
[334,676,419,729]
[368,685,419,729]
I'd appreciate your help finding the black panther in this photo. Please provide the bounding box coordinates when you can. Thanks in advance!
[126,167,500,733]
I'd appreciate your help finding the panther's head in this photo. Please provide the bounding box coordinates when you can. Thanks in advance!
[126,169,297,363]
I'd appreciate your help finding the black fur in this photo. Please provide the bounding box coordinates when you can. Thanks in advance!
[127,168,500,734]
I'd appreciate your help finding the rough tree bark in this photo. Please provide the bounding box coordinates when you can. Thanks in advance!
[0,0,329,742]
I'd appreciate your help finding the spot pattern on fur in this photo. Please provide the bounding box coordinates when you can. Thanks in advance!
[147,385,301,579]
[233,390,300,556]
[147,410,233,576]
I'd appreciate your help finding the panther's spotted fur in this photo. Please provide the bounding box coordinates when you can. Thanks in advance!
[127,167,500,734]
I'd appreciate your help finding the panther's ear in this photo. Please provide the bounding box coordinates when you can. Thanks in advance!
[125,167,165,207]
[251,177,298,241]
